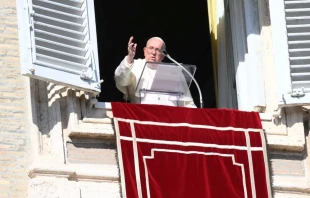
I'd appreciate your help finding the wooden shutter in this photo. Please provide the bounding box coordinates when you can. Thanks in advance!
[285,0,310,98]
[17,0,101,93]
[270,0,310,106]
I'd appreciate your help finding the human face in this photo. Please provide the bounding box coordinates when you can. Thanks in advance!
[143,38,165,62]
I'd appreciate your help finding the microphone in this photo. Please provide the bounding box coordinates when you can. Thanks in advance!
[163,50,204,108]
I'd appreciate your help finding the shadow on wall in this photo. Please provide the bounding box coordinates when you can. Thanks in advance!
[29,79,92,157]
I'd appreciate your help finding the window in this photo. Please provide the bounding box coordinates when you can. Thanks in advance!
[270,0,310,106]
[94,0,216,107]
[17,0,101,94]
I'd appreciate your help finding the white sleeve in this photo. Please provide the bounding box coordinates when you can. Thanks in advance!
[114,56,134,87]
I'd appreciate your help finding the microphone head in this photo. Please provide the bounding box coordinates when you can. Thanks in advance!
[162,49,168,56]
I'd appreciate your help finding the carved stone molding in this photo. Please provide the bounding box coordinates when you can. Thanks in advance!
[29,163,119,182]
[28,177,121,198]
[263,107,305,151]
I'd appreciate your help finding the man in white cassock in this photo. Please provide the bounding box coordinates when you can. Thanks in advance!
[114,36,196,108]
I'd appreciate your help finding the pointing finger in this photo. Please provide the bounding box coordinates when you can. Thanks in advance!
[128,36,134,45]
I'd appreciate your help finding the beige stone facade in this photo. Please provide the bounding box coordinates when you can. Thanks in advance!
[1,0,310,197]
[0,1,30,197]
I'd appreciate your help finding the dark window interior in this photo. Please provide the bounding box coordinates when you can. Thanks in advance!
[94,0,216,108]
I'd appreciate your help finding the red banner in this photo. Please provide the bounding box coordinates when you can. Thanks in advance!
[112,102,271,198]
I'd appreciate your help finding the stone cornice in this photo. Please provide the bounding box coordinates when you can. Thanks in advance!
[29,163,119,182]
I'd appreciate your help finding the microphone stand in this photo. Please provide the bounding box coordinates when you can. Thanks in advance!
[163,51,204,108]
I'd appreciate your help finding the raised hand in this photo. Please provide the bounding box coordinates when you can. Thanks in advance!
[127,36,137,64]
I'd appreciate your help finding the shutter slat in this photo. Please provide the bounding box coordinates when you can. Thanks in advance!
[290,48,310,51]
[34,14,85,32]
[289,48,310,56]
[290,56,310,64]
[33,5,85,24]
[36,38,87,56]
[288,41,310,49]
[287,24,310,28]
[291,72,310,81]
[34,30,87,48]
[287,26,310,33]
[285,0,310,92]
[35,60,81,75]
[288,32,310,41]
[36,46,89,64]
[33,0,84,16]
[291,65,310,73]
[285,8,310,12]
[45,0,84,8]
[36,54,86,71]
[292,81,310,85]
[286,17,310,25]
[285,4,310,10]
[34,22,86,41]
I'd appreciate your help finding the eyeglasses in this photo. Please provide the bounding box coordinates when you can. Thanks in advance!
[146,46,163,55]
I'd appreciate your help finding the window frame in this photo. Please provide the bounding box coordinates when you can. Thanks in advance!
[218,0,266,111]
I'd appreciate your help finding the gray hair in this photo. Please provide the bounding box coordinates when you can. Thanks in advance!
[146,37,166,51]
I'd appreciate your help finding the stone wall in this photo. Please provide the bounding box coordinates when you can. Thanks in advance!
[0,1,30,197]
[1,0,310,197]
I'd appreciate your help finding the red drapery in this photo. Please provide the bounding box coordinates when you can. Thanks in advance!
[112,102,271,198]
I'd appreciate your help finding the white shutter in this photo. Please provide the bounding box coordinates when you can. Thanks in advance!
[286,1,310,97]
[270,0,310,106]
[17,0,101,93]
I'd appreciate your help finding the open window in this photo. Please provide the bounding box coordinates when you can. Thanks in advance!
[94,0,216,108]
[17,0,101,94]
